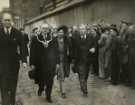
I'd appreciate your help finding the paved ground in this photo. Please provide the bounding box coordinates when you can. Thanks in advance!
[2,64,135,105]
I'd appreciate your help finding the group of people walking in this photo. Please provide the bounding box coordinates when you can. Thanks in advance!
[29,20,135,103]
[0,11,135,105]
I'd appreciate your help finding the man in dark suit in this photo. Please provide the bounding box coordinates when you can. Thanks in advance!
[73,25,96,97]
[0,12,27,105]
[87,27,99,77]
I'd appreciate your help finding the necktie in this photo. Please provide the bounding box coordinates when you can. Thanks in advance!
[6,28,10,37]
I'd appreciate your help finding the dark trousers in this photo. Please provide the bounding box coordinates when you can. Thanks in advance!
[39,70,54,100]
[111,64,120,84]
[38,78,54,99]
[93,61,99,76]
[129,55,135,87]
[120,63,130,83]
[89,59,99,76]
[45,78,54,100]
[77,63,89,94]
[38,82,45,92]
[0,76,18,105]
[0,62,19,105]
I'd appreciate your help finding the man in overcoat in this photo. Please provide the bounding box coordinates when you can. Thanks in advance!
[0,12,27,105]
[29,24,53,103]
[126,25,135,88]
[73,25,97,97]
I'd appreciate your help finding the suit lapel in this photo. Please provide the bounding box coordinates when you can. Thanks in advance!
[0,27,8,39]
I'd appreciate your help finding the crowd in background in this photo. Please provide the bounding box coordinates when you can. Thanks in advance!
[24,20,135,102]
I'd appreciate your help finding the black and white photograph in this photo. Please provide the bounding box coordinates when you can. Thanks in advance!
[0,0,135,105]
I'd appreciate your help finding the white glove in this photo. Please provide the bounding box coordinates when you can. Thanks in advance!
[89,48,95,53]
[23,63,27,68]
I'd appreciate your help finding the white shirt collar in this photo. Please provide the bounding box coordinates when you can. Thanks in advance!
[4,27,12,34]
